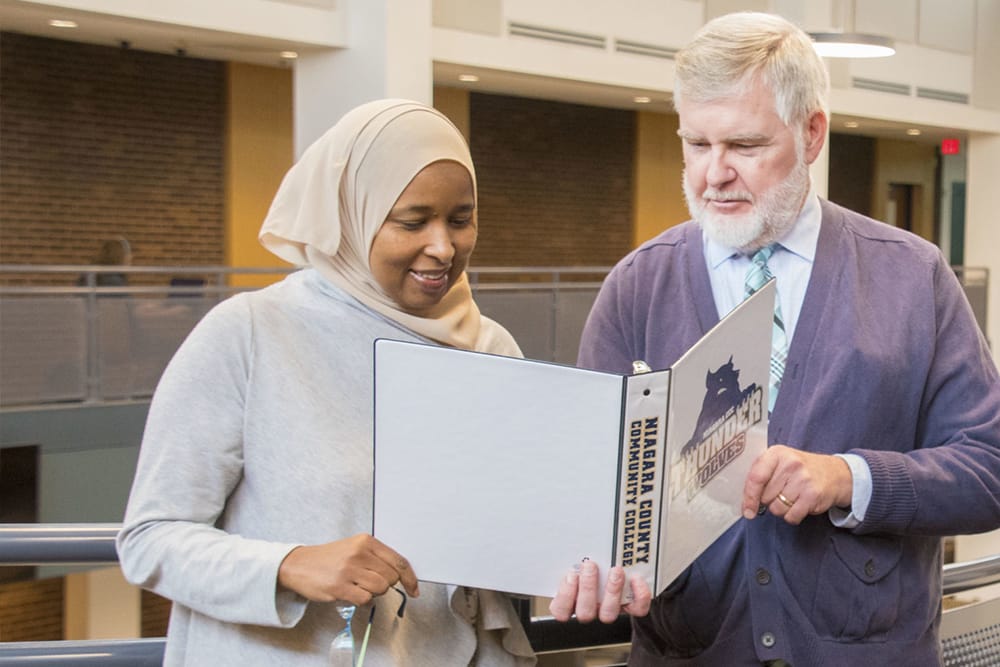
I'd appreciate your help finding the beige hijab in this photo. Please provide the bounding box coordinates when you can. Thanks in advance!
[260,99,509,353]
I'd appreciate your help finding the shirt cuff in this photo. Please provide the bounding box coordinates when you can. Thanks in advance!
[828,453,872,528]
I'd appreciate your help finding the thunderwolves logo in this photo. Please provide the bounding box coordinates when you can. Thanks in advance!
[671,357,764,501]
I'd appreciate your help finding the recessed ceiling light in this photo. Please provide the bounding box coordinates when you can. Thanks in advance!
[458,74,479,83]
[48,19,78,28]
[280,51,298,59]
[844,121,860,128]
[633,96,652,104]
[809,32,895,58]
[906,128,922,136]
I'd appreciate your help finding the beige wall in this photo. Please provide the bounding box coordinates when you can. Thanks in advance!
[873,139,939,241]
[634,111,687,246]
[225,62,295,288]
[434,85,472,140]
[221,71,949,270]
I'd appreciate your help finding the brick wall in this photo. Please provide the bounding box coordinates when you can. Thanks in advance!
[469,93,634,267]
[0,577,62,641]
[1,35,635,277]
[0,32,224,277]
[141,589,171,638]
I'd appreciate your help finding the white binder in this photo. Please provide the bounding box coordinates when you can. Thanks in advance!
[373,281,775,599]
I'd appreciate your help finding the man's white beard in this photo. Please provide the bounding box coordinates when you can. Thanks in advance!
[684,159,810,253]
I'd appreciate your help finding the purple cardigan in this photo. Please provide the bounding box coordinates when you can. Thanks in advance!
[579,199,1000,665]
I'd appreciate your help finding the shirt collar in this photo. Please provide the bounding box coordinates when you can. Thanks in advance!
[778,191,821,263]
[703,190,821,268]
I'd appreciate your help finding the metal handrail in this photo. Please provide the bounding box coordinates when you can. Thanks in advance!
[0,524,119,565]
[943,552,1000,596]
[0,264,611,292]
[0,523,998,662]
[0,638,166,665]
[3,523,999,593]
[0,264,611,279]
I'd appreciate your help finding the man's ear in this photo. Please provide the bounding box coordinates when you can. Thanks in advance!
[803,110,828,165]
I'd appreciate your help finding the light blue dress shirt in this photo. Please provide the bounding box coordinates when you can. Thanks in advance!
[701,192,872,526]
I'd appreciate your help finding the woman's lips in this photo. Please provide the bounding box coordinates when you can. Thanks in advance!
[409,268,449,290]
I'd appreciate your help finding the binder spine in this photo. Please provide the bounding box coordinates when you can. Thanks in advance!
[613,370,670,587]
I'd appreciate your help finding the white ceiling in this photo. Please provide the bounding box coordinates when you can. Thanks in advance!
[0,0,964,147]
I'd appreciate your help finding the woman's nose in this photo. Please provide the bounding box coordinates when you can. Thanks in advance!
[422,222,455,262]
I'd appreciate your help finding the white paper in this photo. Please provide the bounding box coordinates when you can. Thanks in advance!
[374,347,624,596]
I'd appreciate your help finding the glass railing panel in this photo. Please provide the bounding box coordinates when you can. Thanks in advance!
[0,297,88,406]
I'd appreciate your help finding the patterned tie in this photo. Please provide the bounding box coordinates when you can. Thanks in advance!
[745,244,788,413]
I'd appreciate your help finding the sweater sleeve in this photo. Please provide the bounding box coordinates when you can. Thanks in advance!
[853,253,1000,535]
[116,294,307,627]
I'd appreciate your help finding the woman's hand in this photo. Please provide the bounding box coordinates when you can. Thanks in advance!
[549,561,651,623]
[277,533,420,605]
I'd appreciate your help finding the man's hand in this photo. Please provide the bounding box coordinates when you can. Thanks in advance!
[549,560,652,623]
[742,445,854,525]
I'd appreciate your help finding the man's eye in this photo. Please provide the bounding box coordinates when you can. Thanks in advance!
[450,217,473,227]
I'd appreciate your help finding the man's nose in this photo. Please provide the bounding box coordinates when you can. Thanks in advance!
[706,148,735,187]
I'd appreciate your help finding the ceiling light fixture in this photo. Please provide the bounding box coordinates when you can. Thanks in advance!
[48,19,78,28]
[906,128,922,136]
[280,51,298,59]
[458,74,479,83]
[844,121,860,128]
[809,32,895,58]
[633,96,652,104]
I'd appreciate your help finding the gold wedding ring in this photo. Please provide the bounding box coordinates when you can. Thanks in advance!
[777,492,794,508]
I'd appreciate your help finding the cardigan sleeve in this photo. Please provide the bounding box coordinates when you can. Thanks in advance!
[853,252,1000,535]
[116,294,308,628]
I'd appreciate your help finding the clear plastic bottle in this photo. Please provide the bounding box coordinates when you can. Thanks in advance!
[328,603,356,665]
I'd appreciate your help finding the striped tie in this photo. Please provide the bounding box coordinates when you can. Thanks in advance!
[745,244,788,413]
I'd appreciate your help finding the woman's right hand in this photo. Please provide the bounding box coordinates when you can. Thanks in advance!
[277,533,420,605]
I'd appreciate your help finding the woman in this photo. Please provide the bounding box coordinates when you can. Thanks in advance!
[77,237,132,287]
[117,99,535,666]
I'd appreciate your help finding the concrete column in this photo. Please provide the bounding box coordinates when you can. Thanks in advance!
[293,0,434,156]
[955,131,1000,591]
[64,567,141,639]
[964,132,1000,361]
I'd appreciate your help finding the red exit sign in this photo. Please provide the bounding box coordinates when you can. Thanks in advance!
[941,138,961,155]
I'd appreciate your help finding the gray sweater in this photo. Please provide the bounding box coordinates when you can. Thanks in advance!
[117,269,535,666]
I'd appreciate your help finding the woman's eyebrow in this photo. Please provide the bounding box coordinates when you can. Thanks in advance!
[389,202,475,216]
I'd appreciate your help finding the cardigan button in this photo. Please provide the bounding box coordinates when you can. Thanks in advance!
[865,558,876,577]
[755,568,771,585]
[760,632,776,648]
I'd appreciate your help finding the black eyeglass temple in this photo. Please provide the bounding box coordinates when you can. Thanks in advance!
[391,586,407,618]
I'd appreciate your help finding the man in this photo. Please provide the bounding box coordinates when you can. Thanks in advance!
[550,11,1000,665]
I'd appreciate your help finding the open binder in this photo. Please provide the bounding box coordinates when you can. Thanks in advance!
[373,281,775,599]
